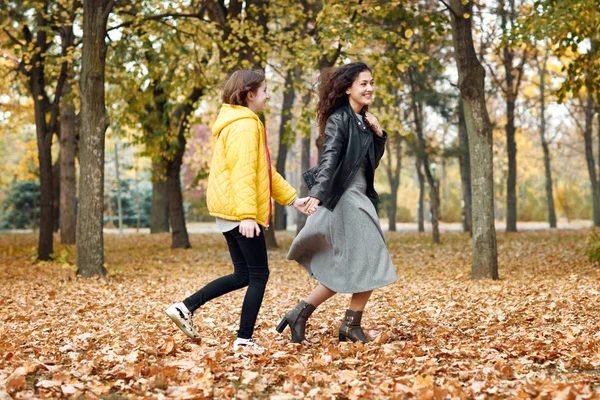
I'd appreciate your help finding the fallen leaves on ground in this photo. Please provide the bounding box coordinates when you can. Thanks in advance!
[1,229,599,399]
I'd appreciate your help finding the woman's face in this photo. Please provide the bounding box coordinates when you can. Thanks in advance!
[247,81,270,113]
[346,70,375,109]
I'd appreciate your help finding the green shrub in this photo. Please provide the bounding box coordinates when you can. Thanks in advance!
[0,180,40,229]
[585,229,600,266]
[187,197,213,222]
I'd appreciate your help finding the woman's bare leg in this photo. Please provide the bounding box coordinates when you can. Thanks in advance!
[348,290,373,311]
[305,283,336,307]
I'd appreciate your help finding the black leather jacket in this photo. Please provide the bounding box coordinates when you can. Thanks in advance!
[303,105,387,211]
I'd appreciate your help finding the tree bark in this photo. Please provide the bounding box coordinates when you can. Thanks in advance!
[60,81,77,243]
[53,157,60,233]
[150,160,170,233]
[167,87,204,249]
[26,9,67,260]
[384,134,402,231]
[274,68,297,231]
[458,100,473,234]
[584,90,600,226]
[448,0,499,279]
[296,134,311,234]
[416,157,425,232]
[410,68,440,243]
[9,0,75,259]
[76,0,114,278]
[167,143,191,248]
[114,138,124,238]
[537,46,557,228]
[31,73,56,260]
[500,0,520,233]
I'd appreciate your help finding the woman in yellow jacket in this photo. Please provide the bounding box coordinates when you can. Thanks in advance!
[166,70,308,350]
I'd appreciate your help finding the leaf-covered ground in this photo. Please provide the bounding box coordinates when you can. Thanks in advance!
[1,229,599,399]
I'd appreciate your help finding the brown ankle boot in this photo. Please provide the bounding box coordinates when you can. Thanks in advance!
[339,309,371,343]
[276,300,316,343]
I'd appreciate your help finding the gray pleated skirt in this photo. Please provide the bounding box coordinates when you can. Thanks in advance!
[287,165,398,293]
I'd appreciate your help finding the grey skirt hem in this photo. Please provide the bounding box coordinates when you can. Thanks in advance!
[308,268,397,294]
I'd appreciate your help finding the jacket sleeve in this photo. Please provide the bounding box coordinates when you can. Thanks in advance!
[272,167,297,206]
[226,129,259,220]
[372,130,387,170]
[309,113,346,202]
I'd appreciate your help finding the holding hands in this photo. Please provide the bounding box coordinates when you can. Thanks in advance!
[304,197,320,215]
[240,196,321,238]
[292,196,321,216]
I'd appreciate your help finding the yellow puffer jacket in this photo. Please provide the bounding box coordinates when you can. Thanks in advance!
[207,104,297,228]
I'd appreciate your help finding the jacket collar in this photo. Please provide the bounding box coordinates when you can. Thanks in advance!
[344,104,371,135]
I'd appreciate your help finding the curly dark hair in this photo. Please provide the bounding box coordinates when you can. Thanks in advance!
[316,62,372,139]
[221,70,265,107]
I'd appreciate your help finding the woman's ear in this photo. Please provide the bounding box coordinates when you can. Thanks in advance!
[247,91,255,102]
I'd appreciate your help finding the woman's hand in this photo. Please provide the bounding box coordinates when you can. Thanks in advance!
[305,196,321,215]
[292,197,311,216]
[365,112,384,137]
[239,218,261,238]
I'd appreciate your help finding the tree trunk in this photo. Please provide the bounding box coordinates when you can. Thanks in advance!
[60,81,77,243]
[420,145,441,243]
[410,69,440,243]
[537,47,557,228]
[500,0,523,232]
[53,157,60,232]
[505,95,518,232]
[76,0,113,278]
[150,160,170,233]
[384,135,402,232]
[389,181,399,231]
[167,146,191,249]
[584,91,600,226]
[12,0,74,259]
[264,221,278,249]
[114,138,124,238]
[416,157,425,232]
[458,100,473,234]
[448,0,498,279]
[430,181,441,243]
[36,119,54,260]
[166,88,204,249]
[28,41,55,260]
[274,68,297,231]
[296,134,311,234]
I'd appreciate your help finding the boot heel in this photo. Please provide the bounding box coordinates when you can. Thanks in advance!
[276,317,288,333]
[339,334,348,342]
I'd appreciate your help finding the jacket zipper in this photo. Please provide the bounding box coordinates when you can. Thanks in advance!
[264,127,273,230]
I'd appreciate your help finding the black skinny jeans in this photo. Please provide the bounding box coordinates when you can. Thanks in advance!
[183,227,269,339]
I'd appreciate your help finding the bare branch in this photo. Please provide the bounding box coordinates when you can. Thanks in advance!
[107,12,205,33]
[514,49,528,94]
[438,0,459,17]
[3,28,25,47]
[102,0,116,22]
[481,56,507,96]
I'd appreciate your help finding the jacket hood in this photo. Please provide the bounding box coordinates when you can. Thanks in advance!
[212,104,260,137]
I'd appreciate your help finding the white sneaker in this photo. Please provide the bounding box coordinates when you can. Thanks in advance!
[233,338,265,351]
[165,302,197,339]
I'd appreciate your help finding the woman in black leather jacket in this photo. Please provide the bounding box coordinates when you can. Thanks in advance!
[277,62,397,344]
